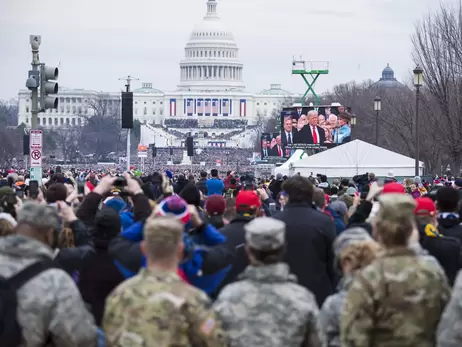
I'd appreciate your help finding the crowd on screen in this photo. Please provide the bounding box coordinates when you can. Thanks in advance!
[262,107,354,158]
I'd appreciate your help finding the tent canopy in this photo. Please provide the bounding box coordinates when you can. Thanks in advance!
[290,140,424,177]
[274,149,307,176]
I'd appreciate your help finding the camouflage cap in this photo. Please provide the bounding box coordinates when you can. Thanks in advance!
[378,194,416,220]
[333,227,372,269]
[244,217,285,251]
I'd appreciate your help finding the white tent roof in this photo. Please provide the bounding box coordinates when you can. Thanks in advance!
[290,140,424,177]
[274,149,307,176]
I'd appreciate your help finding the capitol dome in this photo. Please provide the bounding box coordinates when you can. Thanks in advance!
[178,0,245,91]
[374,63,404,88]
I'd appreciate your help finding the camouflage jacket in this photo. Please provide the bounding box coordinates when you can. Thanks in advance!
[341,247,450,347]
[213,262,323,347]
[103,268,227,347]
[0,235,97,347]
[437,270,462,347]
[320,274,354,347]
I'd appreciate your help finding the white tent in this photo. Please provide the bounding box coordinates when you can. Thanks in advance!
[289,140,424,177]
[274,149,308,176]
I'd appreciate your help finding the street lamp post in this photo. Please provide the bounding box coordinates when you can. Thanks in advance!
[350,114,357,140]
[374,96,382,146]
[413,65,424,176]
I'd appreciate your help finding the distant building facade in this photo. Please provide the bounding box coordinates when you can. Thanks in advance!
[16,0,294,150]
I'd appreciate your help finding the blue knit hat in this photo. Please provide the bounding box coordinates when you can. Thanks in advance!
[104,198,127,214]
[156,196,191,228]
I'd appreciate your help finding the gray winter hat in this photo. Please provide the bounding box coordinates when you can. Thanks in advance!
[333,227,373,269]
[330,200,348,216]
[345,187,357,196]
[244,217,285,251]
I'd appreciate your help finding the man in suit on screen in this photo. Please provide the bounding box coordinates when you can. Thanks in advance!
[261,138,270,158]
[281,115,297,147]
[299,110,326,145]
[268,135,284,157]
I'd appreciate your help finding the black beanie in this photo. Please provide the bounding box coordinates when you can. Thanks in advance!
[94,207,121,241]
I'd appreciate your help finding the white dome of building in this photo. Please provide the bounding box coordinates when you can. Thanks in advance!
[178,0,245,92]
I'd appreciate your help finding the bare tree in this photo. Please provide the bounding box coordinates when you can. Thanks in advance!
[412,1,462,174]
[0,99,21,166]
[79,96,124,160]
[51,127,82,163]
[0,98,19,126]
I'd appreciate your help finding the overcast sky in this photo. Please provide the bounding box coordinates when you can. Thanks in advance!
[0,0,454,99]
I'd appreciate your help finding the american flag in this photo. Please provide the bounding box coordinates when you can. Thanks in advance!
[212,99,219,116]
[197,99,204,116]
[205,99,211,116]
[169,99,176,117]
[186,99,194,116]
[240,99,246,117]
[222,99,230,116]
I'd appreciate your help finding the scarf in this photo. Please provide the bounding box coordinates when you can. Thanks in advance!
[423,224,442,238]
[438,212,459,220]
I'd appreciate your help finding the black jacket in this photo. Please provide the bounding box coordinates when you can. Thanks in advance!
[54,219,95,275]
[196,178,208,196]
[347,200,373,234]
[268,179,283,199]
[78,239,125,326]
[273,202,337,306]
[438,217,462,245]
[212,215,254,298]
[418,224,461,286]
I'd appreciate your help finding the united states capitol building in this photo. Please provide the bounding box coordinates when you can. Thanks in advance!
[17,0,296,149]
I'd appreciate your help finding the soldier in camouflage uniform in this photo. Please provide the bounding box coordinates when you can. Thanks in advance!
[213,217,323,347]
[341,194,451,347]
[437,270,462,347]
[0,202,97,347]
[103,216,227,347]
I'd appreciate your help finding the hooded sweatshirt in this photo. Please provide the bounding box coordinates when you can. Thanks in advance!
[109,221,230,294]
[0,235,97,347]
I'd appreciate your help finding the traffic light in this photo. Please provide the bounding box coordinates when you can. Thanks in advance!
[39,65,59,110]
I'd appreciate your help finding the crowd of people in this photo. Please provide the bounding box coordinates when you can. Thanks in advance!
[163,118,248,129]
[134,147,253,169]
[1,167,462,346]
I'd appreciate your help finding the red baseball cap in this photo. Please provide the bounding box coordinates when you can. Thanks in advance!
[236,190,262,211]
[382,182,406,194]
[206,194,226,216]
[414,197,436,216]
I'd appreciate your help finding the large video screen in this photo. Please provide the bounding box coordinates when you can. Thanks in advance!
[280,105,352,153]
[261,132,290,159]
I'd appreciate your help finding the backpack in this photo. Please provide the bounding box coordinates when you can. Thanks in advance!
[0,260,53,347]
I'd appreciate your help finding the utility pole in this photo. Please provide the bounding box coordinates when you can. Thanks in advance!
[28,36,41,130]
[25,35,59,181]
[413,65,424,176]
[119,75,139,171]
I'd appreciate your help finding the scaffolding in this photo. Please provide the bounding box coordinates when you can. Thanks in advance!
[292,58,329,105]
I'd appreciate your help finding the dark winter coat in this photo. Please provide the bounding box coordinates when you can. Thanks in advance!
[273,202,337,306]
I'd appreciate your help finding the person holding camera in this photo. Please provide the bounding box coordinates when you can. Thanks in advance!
[108,191,233,296]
